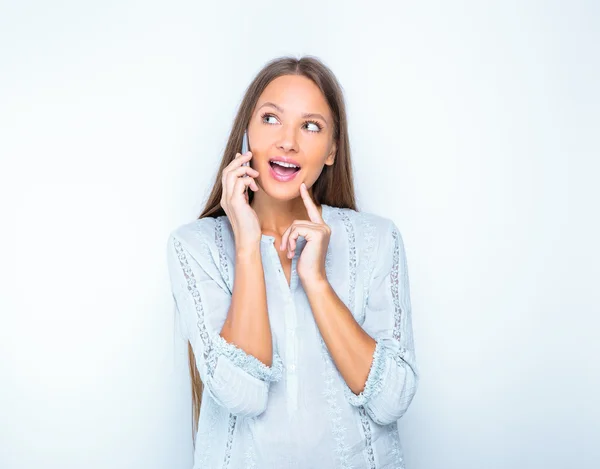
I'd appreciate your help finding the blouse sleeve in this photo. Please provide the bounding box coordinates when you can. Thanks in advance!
[343,219,420,425]
[166,228,283,418]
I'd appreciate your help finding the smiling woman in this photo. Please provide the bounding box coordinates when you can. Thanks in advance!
[246,73,338,206]
[166,55,419,469]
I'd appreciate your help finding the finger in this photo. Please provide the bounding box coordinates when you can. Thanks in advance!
[222,154,251,187]
[231,176,259,201]
[231,165,259,178]
[280,223,293,252]
[284,226,298,258]
[286,226,297,258]
[226,166,258,195]
[287,225,313,258]
[300,183,322,223]
[280,219,314,251]
[228,171,258,201]
[242,174,259,192]
[233,151,252,163]
[280,219,306,251]
[236,150,252,159]
[224,152,253,175]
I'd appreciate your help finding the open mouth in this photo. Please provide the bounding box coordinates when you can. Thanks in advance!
[269,160,301,177]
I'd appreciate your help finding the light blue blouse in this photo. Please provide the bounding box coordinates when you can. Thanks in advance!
[166,203,419,469]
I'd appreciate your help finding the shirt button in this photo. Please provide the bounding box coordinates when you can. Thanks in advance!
[289,364,296,372]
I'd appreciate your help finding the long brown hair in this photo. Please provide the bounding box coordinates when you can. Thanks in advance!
[188,55,358,444]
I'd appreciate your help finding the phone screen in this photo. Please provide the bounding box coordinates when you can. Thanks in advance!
[241,130,249,166]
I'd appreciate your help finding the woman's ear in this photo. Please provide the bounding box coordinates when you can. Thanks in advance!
[325,142,337,166]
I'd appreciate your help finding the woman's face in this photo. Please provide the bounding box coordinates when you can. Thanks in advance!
[247,74,336,200]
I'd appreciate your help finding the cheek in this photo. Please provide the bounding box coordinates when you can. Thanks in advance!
[296,136,328,161]
[308,139,333,162]
[247,123,268,148]
[302,159,328,185]
[247,130,265,153]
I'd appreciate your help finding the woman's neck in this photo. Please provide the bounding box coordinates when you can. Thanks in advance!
[251,192,322,238]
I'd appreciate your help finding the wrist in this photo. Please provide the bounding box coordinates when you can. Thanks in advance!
[301,275,330,293]
[235,245,261,261]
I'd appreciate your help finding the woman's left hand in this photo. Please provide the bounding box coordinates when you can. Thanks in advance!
[279,183,331,286]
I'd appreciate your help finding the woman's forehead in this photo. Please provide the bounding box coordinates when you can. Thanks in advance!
[257,75,330,116]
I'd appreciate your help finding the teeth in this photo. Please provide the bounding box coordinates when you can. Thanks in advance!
[271,160,299,169]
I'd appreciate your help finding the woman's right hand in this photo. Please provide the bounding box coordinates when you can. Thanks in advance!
[220,151,262,251]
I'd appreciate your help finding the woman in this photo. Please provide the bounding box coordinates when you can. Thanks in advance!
[166,55,419,469]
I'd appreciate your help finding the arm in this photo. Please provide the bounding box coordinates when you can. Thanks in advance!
[303,280,377,395]
[167,227,282,418]
[305,219,419,425]
[220,247,274,368]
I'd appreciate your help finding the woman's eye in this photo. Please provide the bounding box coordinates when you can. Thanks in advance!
[262,114,278,124]
[306,122,320,132]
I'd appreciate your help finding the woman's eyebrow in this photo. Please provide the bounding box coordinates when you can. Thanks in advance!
[257,102,328,125]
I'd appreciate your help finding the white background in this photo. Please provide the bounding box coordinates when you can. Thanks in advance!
[1,1,598,468]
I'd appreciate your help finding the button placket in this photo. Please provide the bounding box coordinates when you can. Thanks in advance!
[269,241,292,294]
[284,290,299,413]
[264,237,301,413]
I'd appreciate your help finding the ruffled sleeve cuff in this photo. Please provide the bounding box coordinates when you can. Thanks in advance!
[210,334,284,383]
[344,338,388,407]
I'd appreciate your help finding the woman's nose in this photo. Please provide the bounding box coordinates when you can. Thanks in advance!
[276,126,299,152]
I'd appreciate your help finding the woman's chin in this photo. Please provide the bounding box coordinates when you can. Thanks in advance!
[257,181,304,201]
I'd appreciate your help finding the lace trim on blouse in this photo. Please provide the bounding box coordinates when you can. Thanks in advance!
[390,226,412,368]
[222,414,237,469]
[359,215,378,324]
[215,217,231,289]
[358,407,377,469]
[390,227,402,342]
[388,421,405,468]
[344,219,407,407]
[173,237,219,378]
[342,211,377,467]
[319,208,354,469]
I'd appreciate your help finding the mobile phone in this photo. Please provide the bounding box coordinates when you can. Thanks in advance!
[241,129,250,195]
[241,129,249,158]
